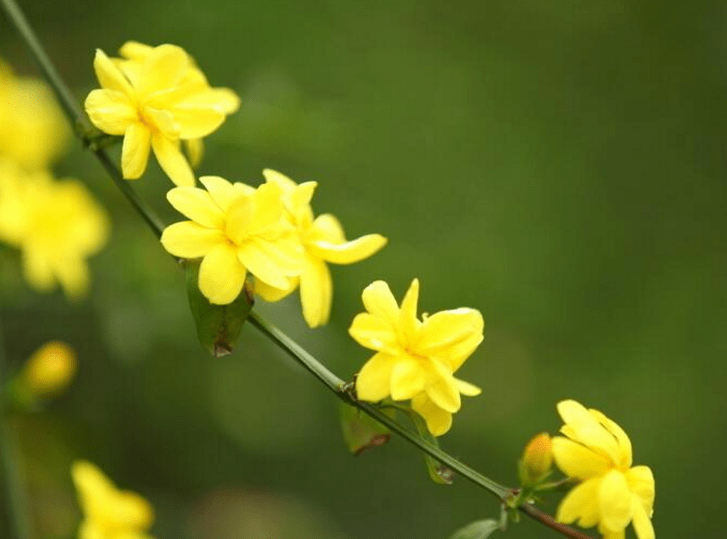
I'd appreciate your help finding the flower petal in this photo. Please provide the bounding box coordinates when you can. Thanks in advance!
[200,176,236,212]
[299,253,332,328]
[85,89,136,135]
[361,280,400,326]
[309,233,388,265]
[625,465,655,514]
[166,187,224,228]
[424,358,461,413]
[93,49,134,94]
[356,352,395,402]
[121,123,151,179]
[399,278,420,344]
[118,41,154,61]
[309,213,345,243]
[172,102,225,139]
[198,243,246,304]
[238,236,299,290]
[390,355,426,401]
[552,437,612,480]
[417,308,484,370]
[556,476,601,528]
[151,133,195,187]
[262,168,298,193]
[630,496,655,539]
[455,378,481,396]
[556,400,622,464]
[348,312,399,354]
[137,44,188,97]
[411,393,452,436]
[590,408,633,468]
[54,256,89,299]
[160,221,225,258]
[255,276,298,302]
[22,244,55,292]
[247,182,286,236]
[184,138,204,168]
[598,469,633,533]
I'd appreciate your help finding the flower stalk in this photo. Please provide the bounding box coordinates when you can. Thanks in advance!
[0,0,595,536]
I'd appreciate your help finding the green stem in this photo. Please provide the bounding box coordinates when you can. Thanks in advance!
[0,319,31,539]
[0,2,594,536]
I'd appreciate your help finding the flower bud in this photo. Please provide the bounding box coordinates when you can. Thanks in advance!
[518,432,553,486]
[21,341,77,398]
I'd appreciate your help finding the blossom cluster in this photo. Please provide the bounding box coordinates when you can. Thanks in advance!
[0,60,108,298]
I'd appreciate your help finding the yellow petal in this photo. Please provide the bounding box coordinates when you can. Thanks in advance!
[247,182,286,236]
[361,280,400,326]
[255,276,298,302]
[552,436,612,480]
[625,465,655,514]
[416,308,484,367]
[198,243,246,304]
[137,44,188,97]
[411,393,452,436]
[54,256,89,299]
[121,123,151,179]
[455,378,481,396]
[630,496,655,539]
[210,87,241,114]
[598,469,633,533]
[556,476,601,528]
[144,106,179,138]
[238,237,296,290]
[556,400,622,464]
[184,138,204,168]
[399,278,420,344]
[84,89,136,135]
[356,352,395,402]
[308,213,345,243]
[118,40,154,61]
[160,221,225,258]
[173,102,225,139]
[309,233,388,265]
[21,244,55,292]
[151,133,195,187]
[390,355,426,400]
[93,49,133,94]
[166,187,224,228]
[424,359,461,413]
[590,408,633,468]
[348,312,399,354]
[72,460,116,519]
[262,168,297,193]
[200,175,236,212]
[299,253,332,328]
[601,530,625,539]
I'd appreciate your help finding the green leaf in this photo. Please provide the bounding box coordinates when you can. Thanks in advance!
[185,259,254,357]
[394,404,454,485]
[447,519,501,539]
[339,402,391,455]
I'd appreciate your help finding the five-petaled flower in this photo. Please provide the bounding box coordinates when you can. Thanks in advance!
[552,400,656,539]
[72,460,154,539]
[0,159,109,298]
[85,41,240,186]
[254,169,388,328]
[160,176,302,304]
[349,279,483,436]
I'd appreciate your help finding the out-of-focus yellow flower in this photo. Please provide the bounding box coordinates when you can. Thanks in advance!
[0,59,69,170]
[84,41,240,186]
[254,169,387,327]
[0,159,109,298]
[552,400,655,539]
[160,176,302,304]
[20,341,77,398]
[519,432,553,487]
[71,460,154,539]
[349,279,483,436]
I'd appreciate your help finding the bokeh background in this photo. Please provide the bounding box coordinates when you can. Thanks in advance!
[1,0,726,537]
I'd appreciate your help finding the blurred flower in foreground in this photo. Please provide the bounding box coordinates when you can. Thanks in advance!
[20,341,77,399]
[255,169,387,327]
[349,279,483,436]
[552,400,655,539]
[0,159,109,298]
[72,460,154,539]
[0,59,69,170]
[85,41,240,186]
[519,432,553,487]
[160,176,302,304]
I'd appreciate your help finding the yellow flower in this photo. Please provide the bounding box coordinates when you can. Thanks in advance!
[254,169,388,327]
[349,279,483,436]
[84,42,240,186]
[519,432,554,486]
[552,400,655,539]
[20,341,77,398]
[160,176,302,304]
[0,159,109,298]
[0,59,69,169]
[71,460,154,539]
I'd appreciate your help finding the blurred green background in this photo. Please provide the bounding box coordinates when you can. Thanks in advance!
[1,0,726,537]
